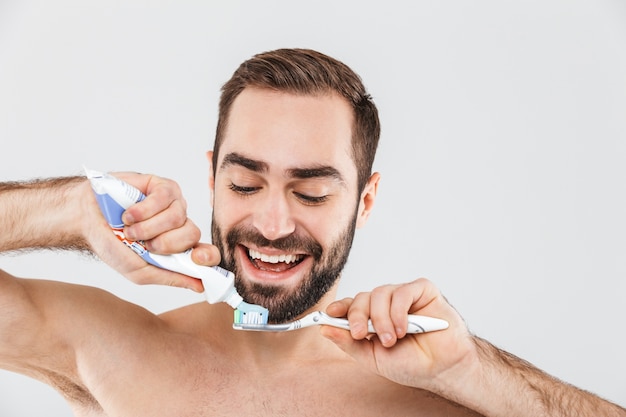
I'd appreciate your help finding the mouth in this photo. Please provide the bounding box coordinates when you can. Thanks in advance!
[246,247,306,273]
[237,244,313,284]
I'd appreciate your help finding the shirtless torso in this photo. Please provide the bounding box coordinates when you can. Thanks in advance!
[3,273,480,417]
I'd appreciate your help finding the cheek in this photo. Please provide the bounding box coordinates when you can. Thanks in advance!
[212,191,247,229]
[303,204,356,245]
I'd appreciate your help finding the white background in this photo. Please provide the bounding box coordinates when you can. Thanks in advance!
[1,0,625,415]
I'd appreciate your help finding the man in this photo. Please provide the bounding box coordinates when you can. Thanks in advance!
[0,48,623,416]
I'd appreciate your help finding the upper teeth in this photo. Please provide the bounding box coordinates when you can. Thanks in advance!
[249,249,302,264]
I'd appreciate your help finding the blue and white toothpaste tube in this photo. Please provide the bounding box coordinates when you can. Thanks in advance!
[84,167,268,323]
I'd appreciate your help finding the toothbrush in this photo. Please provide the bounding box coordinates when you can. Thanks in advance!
[232,310,449,334]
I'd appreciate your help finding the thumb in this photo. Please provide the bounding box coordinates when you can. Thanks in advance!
[190,243,222,266]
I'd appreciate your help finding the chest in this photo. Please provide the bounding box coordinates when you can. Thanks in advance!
[71,330,478,417]
[74,354,458,417]
[79,378,439,417]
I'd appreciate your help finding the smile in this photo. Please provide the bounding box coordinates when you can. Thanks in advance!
[246,247,306,272]
[248,249,303,264]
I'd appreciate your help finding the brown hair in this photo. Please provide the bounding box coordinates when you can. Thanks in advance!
[213,48,380,193]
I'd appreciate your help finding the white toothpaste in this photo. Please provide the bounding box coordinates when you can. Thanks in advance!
[84,167,268,322]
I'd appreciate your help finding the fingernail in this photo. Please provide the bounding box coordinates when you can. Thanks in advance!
[124,228,136,241]
[122,211,135,225]
[197,250,210,264]
[379,332,393,345]
[350,322,365,336]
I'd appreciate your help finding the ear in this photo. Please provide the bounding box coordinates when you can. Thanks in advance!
[206,150,215,208]
[355,172,380,229]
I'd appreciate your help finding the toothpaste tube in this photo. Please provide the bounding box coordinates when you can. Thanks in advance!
[84,167,268,323]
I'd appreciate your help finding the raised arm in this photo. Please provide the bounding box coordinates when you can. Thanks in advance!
[0,176,90,253]
[0,268,82,392]
[0,172,216,405]
[0,267,172,405]
[0,173,217,291]
[322,279,626,417]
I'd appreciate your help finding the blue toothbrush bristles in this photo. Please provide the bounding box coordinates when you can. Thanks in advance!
[234,301,269,325]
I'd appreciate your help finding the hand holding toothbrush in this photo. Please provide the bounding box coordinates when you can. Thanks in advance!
[320,278,477,395]
[319,276,625,417]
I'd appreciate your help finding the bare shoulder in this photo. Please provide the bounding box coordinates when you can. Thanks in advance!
[0,268,166,364]
[0,268,172,412]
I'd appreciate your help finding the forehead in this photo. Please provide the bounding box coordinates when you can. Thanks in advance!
[218,88,357,182]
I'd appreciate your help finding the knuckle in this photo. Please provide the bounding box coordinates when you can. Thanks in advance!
[178,196,188,211]
[144,237,164,253]
[413,277,431,286]
[354,291,368,299]
[184,219,201,239]
[169,213,187,230]
[373,283,398,295]
[163,179,184,200]
[125,223,143,241]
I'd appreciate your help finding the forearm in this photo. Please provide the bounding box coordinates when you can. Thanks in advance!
[439,336,626,417]
[0,176,92,253]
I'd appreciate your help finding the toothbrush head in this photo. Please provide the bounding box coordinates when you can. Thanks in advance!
[234,301,269,325]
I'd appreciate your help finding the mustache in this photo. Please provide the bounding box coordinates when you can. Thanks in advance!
[225,225,323,260]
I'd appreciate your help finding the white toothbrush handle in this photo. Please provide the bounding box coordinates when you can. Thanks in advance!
[322,313,449,334]
[405,315,449,333]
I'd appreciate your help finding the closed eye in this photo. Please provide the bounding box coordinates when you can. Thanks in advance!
[294,192,329,205]
[229,183,260,195]
[229,183,329,205]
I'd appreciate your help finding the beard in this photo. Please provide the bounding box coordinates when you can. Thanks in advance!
[211,212,357,323]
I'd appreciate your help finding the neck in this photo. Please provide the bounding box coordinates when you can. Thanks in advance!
[209,285,343,368]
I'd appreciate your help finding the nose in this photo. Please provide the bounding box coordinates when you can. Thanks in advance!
[252,191,296,241]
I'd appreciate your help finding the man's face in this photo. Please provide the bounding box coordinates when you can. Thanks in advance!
[209,88,365,323]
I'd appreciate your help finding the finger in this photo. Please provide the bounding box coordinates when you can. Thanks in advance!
[160,269,204,293]
[389,290,410,339]
[116,173,186,221]
[369,285,399,347]
[124,199,189,242]
[387,278,447,339]
[405,278,441,311]
[139,218,201,254]
[124,263,204,293]
[347,292,373,340]
[121,174,187,227]
[190,243,222,266]
[325,297,352,318]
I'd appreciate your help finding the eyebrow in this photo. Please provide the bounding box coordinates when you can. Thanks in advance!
[220,152,346,184]
[286,166,345,184]
[220,152,268,173]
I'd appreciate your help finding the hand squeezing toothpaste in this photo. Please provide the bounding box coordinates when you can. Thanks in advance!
[85,167,269,325]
